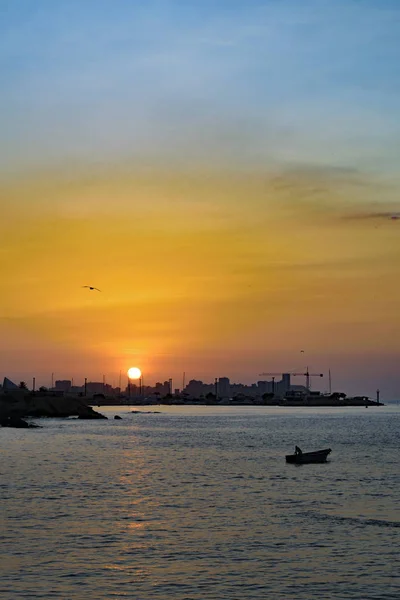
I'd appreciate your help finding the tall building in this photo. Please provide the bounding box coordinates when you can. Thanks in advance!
[257,374,291,397]
[218,377,231,398]
[281,373,291,393]
[154,381,170,396]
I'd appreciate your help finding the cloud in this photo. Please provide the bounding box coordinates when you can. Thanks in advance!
[340,211,400,221]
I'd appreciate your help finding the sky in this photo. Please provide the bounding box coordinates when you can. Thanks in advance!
[1,0,400,397]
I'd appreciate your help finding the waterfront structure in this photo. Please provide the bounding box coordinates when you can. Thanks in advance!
[0,373,385,407]
[86,381,105,395]
[55,380,72,392]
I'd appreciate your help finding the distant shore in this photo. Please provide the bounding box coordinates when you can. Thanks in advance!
[88,396,384,408]
[0,389,384,426]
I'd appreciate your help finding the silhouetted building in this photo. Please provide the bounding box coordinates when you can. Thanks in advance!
[281,373,291,393]
[257,380,269,394]
[2,377,19,391]
[55,380,71,392]
[86,381,105,395]
[184,379,214,397]
[257,374,291,397]
[154,381,170,396]
[70,385,84,394]
[218,377,231,397]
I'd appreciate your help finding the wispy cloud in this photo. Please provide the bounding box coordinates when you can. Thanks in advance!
[341,211,400,221]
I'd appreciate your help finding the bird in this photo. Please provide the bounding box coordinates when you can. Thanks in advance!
[82,286,101,292]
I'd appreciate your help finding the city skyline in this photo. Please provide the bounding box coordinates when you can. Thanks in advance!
[0,372,322,400]
[1,1,400,399]
[0,366,387,400]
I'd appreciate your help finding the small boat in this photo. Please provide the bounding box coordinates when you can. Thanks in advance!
[285,448,332,464]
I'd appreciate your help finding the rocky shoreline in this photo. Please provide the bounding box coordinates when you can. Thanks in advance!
[0,391,107,427]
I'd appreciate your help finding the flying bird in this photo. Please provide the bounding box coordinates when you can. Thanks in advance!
[82,286,101,292]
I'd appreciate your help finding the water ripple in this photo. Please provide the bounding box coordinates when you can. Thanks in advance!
[1,405,399,599]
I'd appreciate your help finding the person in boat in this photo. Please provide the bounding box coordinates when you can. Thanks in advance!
[295,445,302,455]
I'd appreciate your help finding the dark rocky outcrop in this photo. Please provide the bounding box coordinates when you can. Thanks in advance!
[78,410,108,419]
[0,416,41,428]
[0,392,107,420]
[114,415,122,419]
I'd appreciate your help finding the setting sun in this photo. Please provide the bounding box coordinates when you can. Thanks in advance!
[127,367,142,380]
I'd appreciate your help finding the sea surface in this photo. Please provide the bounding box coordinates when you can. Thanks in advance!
[1,404,399,600]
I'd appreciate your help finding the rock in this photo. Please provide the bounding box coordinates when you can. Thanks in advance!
[0,416,40,428]
[77,409,108,419]
[114,415,122,419]
[0,392,107,420]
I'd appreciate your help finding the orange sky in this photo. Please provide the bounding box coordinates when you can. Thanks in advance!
[1,165,399,396]
[2,2,400,398]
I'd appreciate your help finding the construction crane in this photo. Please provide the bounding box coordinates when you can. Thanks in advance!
[258,368,323,392]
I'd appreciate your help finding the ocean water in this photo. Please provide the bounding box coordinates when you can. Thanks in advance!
[1,404,399,600]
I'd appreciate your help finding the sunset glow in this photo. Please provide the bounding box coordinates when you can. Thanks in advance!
[1,1,399,397]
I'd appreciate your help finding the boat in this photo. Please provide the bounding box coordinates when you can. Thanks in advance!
[285,448,332,464]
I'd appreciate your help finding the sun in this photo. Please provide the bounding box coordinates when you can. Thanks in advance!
[127,367,142,379]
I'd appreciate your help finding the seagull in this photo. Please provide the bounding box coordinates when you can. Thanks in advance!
[82,286,101,292]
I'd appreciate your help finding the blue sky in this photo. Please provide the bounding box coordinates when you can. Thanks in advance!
[1,0,400,174]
